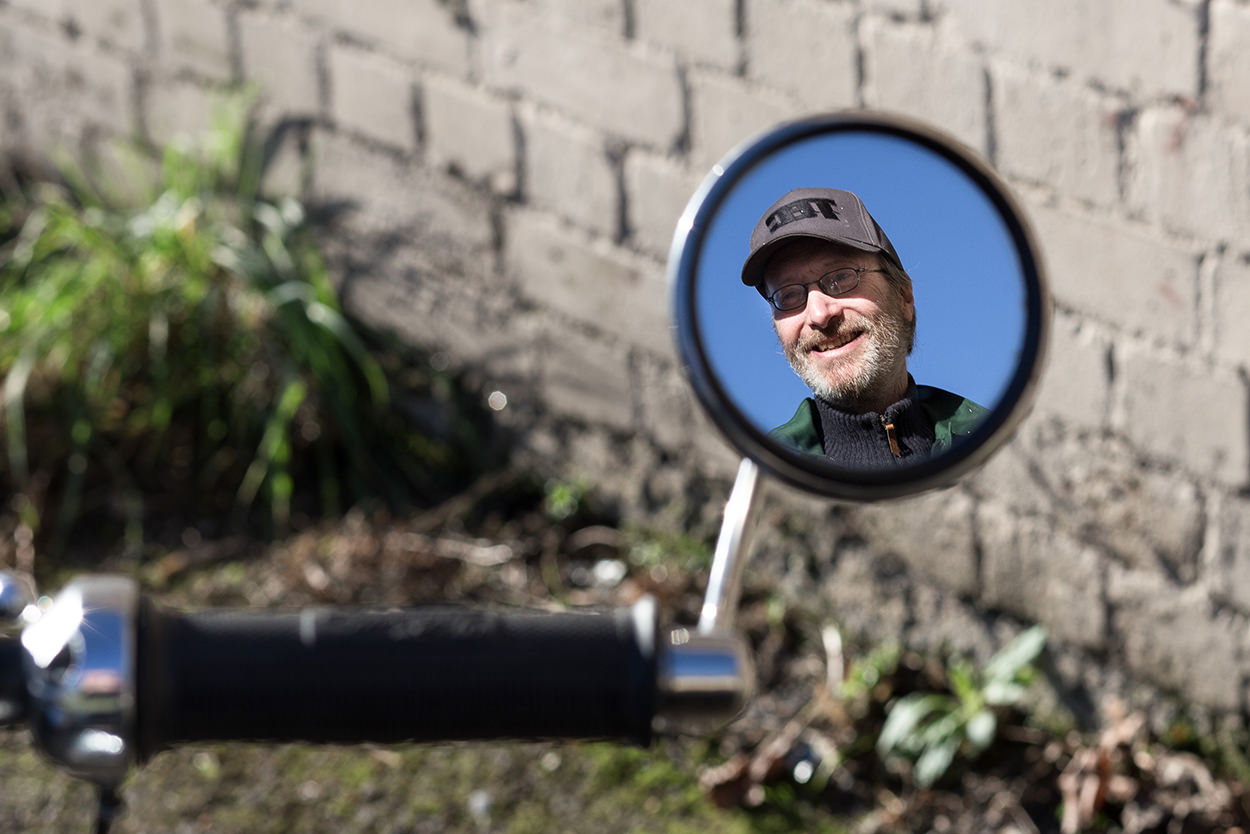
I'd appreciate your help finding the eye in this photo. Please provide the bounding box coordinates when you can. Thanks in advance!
[772,286,806,310]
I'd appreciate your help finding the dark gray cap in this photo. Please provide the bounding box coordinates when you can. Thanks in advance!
[740,187,903,295]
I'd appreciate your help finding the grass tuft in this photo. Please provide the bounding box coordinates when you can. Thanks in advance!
[0,93,493,556]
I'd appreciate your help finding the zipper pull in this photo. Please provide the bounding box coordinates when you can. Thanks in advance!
[881,416,902,457]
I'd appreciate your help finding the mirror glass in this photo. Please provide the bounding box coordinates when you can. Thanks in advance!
[670,113,1048,500]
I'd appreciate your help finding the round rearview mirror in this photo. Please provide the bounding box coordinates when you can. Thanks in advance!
[669,112,1049,500]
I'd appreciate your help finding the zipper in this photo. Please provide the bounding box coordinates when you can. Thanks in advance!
[881,415,902,457]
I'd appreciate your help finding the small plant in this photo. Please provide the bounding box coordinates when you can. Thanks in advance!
[543,477,590,523]
[625,527,714,575]
[876,625,1047,788]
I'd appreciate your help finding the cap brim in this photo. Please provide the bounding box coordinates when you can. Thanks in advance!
[740,232,886,295]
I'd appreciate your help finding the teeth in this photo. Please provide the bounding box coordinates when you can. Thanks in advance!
[813,333,857,351]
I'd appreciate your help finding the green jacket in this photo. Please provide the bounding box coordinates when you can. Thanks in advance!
[768,386,987,458]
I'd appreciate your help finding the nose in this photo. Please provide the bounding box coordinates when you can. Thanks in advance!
[804,286,843,327]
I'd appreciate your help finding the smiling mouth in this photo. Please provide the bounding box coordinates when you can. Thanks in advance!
[805,330,864,355]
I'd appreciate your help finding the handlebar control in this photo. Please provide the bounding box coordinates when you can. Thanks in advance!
[655,626,754,732]
[0,571,37,725]
[18,575,140,787]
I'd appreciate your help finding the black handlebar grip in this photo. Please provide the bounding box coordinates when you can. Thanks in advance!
[0,636,27,725]
[135,598,657,757]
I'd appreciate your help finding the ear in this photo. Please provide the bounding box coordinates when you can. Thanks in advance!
[898,283,915,321]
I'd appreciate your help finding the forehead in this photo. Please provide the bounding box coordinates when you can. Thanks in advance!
[762,239,876,288]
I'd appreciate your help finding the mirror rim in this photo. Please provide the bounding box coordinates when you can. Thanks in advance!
[668,110,1050,501]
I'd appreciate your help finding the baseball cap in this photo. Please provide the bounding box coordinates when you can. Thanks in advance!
[740,187,904,295]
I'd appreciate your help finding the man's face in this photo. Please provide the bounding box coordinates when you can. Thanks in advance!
[763,239,915,413]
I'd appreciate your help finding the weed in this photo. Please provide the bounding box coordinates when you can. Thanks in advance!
[624,526,714,575]
[876,625,1047,788]
[0,93,485,553]
[543,477,589,523]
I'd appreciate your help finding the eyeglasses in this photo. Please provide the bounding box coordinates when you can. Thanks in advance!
[765,267,887,312]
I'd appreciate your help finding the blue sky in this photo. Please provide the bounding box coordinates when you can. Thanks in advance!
[692,132,1028,431]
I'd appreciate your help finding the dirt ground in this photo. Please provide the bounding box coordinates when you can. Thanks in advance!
[3,473,1250,833]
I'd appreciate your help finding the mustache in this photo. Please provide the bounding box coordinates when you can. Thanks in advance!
[794,317,873,354]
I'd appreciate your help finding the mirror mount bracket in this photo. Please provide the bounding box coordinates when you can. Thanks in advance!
[697,458,762,634]
[653,458,762,732]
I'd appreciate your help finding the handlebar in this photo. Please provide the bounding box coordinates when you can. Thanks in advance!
[136,599,659,751]
[0,573,752,790]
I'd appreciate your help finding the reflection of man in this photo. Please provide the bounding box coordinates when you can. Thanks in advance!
[741,187,986,466]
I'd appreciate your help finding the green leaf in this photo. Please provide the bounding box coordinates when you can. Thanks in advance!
[2,346,36,482]
[914,734,960,788]
[983,625,1048,685]
[965,709,997,751]
[878,693,949,756]
[947,659,978,704]
[916,709,962,747]
[982,680,1028,707]
[236,377,307,509]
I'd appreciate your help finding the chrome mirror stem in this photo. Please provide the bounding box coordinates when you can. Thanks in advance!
[697,458,762,634]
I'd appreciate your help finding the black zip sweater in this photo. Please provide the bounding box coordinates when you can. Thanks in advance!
[814,379,936,468]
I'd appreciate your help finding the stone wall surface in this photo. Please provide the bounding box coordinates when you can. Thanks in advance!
[2,0,1250,723]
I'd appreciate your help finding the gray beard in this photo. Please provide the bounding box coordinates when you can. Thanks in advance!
[782,307,910,411]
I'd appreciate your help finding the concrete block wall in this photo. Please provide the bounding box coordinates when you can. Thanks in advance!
[2,0,1250,720]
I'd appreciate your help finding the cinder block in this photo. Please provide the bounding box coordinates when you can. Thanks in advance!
[1214,494,1250,616]
[152,0,232,78]
[327,46,414,151]
[1030,312,1113,430]
[505,0,625,33]
[479,3,683,149]
[743,0,856,110]
[936,0,1200,98]
[979,502,1107,648]
[539,325,635,432]
[635,353,699,453]
[302,0,469,75]
[857,488,979,597]
[909,587,1024,669]
[687,69,796,172]
[0,21,61,146]
[8,32,136,141]
[1118,347,1249,487]
[519,106,618,239]
[344,262,538,390]
[424,75,516,193]
[237,10,321,116]
[635,0,738,70]
[144,78,221,149]
[861,18,987,154]
[505,208,670,352]
[992,61,1121,208]
[1028,202,1200,346]
[4,0,66,17]
[863,0,924,15]
[71,43,136,137]
[1215,255,1250,370]
[818,544,914,641]
[1108,564,1241,711]
[1210,0,1250,123]
[311,130,495,273]
[991,416,1204,580]
[63,0,147,52]
[296,0,340,21]
[623,149,703,259]
[1126,107,1250,246]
